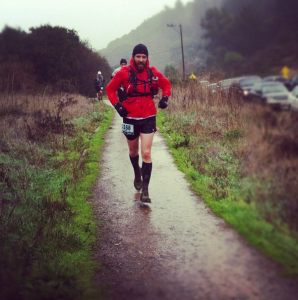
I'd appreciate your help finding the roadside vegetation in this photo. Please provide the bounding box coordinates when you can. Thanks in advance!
[0,92,113,300]
[0,25,111,97]
[200,0,298,77]
[156,80,298,276]
[0,22,114,300]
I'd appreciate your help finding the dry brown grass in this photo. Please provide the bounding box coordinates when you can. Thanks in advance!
[243,106,298,228]
[168,81,245,134]
[0,93,98,147]
[161,81,298,229]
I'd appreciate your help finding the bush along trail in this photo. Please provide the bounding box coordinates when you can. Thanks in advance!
[0,94,113,300]
[156,82,298,277]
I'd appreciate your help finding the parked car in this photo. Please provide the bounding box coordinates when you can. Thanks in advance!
[236,75,262,98]
[207,83,218,94]
[217,77,242,95]
[199,80,211,97]
[291,85,298,98]
[290,86,298,111]
[288,75,298,91]
[262,75,291,90]
[248,82,292,110]
[199,80,210,87]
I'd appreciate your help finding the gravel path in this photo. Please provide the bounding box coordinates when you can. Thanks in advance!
[92,101,298,300]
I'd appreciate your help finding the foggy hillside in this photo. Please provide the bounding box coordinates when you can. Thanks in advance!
[201,0,298,77]
[99,0,223,74]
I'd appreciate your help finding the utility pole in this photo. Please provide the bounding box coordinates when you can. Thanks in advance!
[167,23,185,81]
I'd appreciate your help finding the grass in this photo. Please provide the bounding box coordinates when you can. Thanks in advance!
[0,93,113,300]
[2,83,298,299]
[156,83,298,277]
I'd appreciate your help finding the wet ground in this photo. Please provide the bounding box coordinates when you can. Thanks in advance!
[92,101,298,300]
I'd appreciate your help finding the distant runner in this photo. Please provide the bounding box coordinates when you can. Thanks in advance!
[94,71,105,100]
[111,58,127,102]
[111,58,127,79]
[106,44,171,203]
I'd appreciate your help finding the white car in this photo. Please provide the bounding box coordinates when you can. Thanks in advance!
[207,83,218,94]
[199,80,210,87]
[290,86,298,111]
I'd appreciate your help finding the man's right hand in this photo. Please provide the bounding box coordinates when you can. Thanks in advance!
[114,102,129,117]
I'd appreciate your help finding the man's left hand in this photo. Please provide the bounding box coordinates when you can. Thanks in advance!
[158,96,168,109]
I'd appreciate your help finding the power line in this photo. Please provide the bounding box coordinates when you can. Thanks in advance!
[167,24,185,80]
[151,45,192,56]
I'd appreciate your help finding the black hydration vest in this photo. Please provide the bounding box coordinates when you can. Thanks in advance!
[94,76,104,87]
[124,66,158,101]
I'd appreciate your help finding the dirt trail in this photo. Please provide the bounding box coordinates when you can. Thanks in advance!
[92,101,298,300]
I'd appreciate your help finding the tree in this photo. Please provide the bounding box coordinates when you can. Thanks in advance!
[0,27,34,93]
[0,25,113,95]
[201,7,234,54]
[0,26,28,62]
[27,25,81,85]
[272,0,298,44]
[164,64,180,83]
[76,42,112,97]
[230,4,264,56]
[224,51,243,63]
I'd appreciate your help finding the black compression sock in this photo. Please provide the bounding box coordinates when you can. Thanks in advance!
[130,155,140,175]
[142,162,152,188]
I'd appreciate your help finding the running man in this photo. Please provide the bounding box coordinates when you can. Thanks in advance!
[106,44,171,203]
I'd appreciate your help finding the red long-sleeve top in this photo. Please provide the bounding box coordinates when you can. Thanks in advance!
[106,58,171,119]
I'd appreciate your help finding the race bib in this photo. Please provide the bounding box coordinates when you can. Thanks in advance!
[122,123,134,135]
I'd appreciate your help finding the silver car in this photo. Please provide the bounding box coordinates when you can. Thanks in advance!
[207,83,218,94]
[217,77,242,95]
[262,83,292,110]
[249,82,292,110]
[290,86,298,111]
[238,76,262,97]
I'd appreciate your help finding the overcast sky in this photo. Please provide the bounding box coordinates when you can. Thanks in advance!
[0,0,193,50]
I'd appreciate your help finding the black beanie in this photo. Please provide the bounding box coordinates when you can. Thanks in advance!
[120,58,127,65]
[132,44,148,57]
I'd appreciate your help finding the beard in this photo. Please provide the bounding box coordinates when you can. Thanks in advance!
[134,59,146,71]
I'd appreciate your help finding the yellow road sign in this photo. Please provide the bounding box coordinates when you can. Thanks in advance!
[282,66,290,79]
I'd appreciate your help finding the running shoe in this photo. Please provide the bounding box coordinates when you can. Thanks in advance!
[140,187,151,203]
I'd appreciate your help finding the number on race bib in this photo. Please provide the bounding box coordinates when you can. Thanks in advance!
[122,123,134,135]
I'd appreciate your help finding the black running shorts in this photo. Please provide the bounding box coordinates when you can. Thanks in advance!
[95,86,103,92]
[122,116,157,140]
